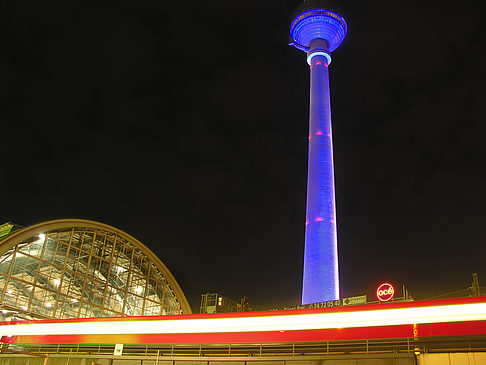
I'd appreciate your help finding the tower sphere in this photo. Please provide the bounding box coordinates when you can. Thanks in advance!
[290,0,347,53]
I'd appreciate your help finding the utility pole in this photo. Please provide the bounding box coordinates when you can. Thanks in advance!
[471,273,480,297]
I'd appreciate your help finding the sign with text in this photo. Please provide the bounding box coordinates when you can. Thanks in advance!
[342,295,367,306]
[376,283,395,302]
[306,299,341,308]
[114,343,123,356]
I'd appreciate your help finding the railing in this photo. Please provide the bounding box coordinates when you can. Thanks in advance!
[2,335,485,359]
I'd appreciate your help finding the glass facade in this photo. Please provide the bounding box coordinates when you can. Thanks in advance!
[0,223,187,320]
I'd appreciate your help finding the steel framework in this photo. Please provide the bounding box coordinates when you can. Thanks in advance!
[0,219,191,320]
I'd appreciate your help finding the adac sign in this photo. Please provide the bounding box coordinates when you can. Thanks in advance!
[376,283,395,302]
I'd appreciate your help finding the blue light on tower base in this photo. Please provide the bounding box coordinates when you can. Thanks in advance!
[290,1,347,305]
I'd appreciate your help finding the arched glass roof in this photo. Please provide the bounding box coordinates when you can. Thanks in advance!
[0,219,191,320]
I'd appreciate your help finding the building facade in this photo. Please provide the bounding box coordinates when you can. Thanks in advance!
[199,292,250,314]
[0,219,191,321]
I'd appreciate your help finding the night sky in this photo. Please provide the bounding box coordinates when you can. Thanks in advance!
[2,0,485,312]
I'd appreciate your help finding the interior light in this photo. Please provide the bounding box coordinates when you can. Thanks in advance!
[53,279,61,286]
[45,303,52,308]
[136,287,143,294]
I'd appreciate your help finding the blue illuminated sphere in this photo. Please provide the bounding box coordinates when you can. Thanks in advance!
[290,0,347,52]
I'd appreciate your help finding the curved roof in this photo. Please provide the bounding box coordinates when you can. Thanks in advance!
[0,219,191,319]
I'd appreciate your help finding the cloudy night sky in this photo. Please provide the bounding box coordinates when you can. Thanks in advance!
[1,0,485,312]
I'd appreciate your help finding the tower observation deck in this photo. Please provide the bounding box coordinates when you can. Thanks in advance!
[290,0,347,305]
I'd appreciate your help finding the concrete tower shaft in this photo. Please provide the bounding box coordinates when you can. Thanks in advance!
[303,46,338,304]
[290,3,346,305]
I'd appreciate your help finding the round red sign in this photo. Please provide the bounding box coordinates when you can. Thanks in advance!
[376,283,395,302]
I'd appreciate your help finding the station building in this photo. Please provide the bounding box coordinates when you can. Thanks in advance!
[0,220,486,365]
[0,219,191,321]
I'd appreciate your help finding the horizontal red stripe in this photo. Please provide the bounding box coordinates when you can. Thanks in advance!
[7,321,486,345]
[417,321,486,337]
[1,296,485,327]
[8,326,413,344]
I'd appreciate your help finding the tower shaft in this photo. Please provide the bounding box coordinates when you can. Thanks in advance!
[302,41,339,305]
[290,2,346,306]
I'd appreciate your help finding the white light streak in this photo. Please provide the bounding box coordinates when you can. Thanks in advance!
[2,303,486,337]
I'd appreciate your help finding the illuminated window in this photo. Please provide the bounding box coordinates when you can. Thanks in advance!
[0,220,190,320]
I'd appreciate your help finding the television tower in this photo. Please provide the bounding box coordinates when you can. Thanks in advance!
[290,0,347,304]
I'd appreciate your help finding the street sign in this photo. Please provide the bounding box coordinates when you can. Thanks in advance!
[114,343,123,356]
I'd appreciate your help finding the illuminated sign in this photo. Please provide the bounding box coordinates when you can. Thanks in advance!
[342,295,367,306]
[305,299,340,308]
[376,283,395,302]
